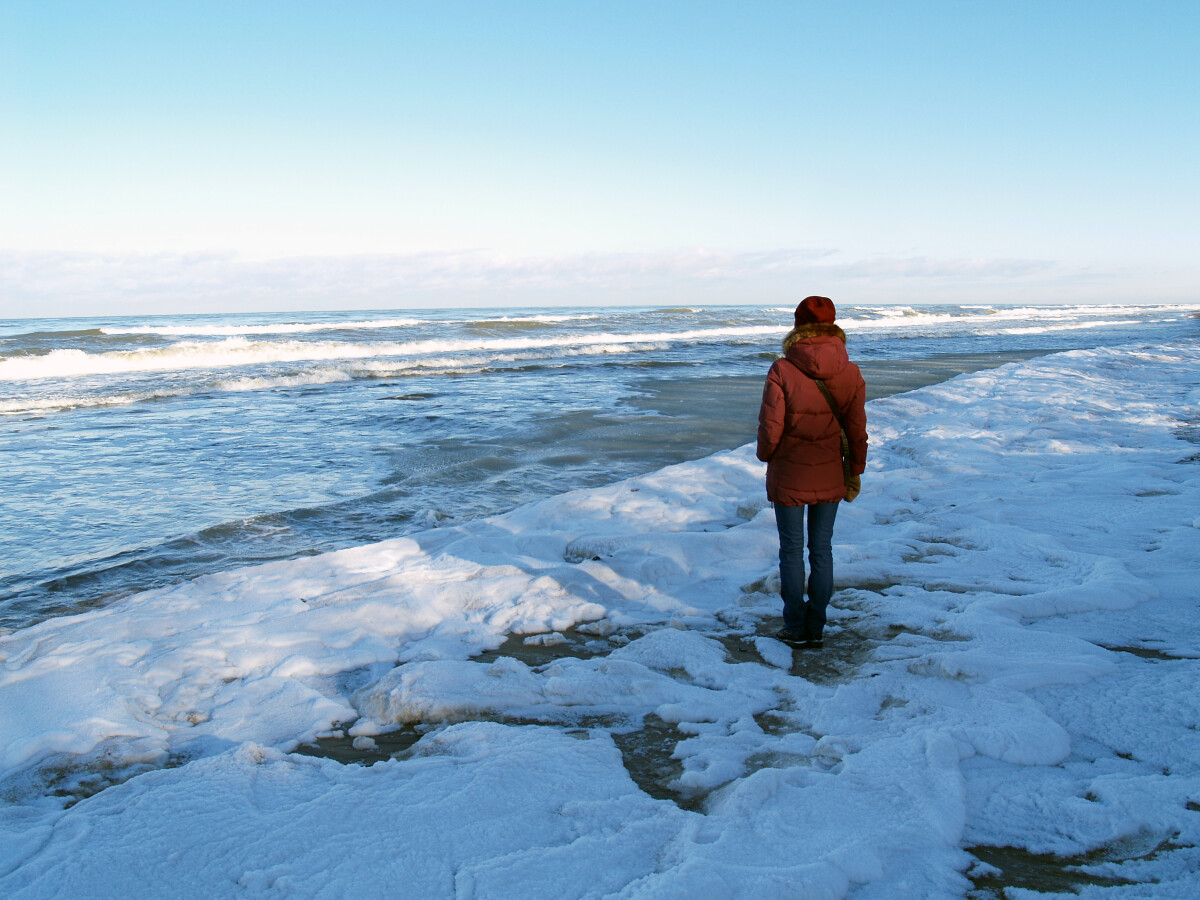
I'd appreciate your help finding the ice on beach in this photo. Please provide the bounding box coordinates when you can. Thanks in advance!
[2,344,1199,897]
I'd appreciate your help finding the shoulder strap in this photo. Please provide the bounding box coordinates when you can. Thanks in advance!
[780,357,845,425]
[812,378,847,428]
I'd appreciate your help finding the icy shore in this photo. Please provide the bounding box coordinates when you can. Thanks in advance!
[2,345,1198,898]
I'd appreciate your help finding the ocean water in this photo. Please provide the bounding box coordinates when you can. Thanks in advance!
[2,302,1196,630]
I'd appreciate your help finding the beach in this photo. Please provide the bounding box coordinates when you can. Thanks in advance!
[6,0,1199,892]
[5,303,1152,630]
[1,305,1199,897]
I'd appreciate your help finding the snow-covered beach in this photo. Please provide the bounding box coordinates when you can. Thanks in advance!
[6,0,1199,891]
[2,334,1198,897]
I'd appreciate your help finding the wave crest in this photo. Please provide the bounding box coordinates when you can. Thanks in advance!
[0,326,780,382]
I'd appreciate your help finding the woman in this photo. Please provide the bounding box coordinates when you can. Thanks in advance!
[757,296,867,648]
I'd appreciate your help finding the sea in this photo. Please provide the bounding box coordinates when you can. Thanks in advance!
[2,302,1197,632]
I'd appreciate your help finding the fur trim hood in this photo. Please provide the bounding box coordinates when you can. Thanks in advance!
[782,322,846,353]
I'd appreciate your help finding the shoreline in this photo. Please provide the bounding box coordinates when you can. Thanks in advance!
[857,349,1064,401]
[1,348,1064,633]
[626,348,1063,453]
[635,348,1062,411]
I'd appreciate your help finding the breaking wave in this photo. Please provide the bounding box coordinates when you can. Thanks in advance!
[0,326,778,382]
[98,317,424,337]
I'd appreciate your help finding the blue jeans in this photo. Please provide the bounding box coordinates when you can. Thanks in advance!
[774,502,839,636]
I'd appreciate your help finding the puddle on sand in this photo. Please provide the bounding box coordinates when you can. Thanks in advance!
[785,632,878,683]
[294,615,893,811]
[1099,643,1193,661]
[292,725,428,766]
[720,616,881,685]
[290,627,741,812]
[23,612,950,816]
[611,714,701,812]
[966,837,1185,897]
[714,631,768,666]
[475,624,639,668]
[21,758,160,809]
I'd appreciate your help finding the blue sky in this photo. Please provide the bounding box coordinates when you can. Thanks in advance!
[2,1,1197,315]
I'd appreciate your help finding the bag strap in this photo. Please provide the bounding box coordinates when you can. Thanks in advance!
[780,357,855,480]
[811,377,846,430]
[779,357,846,425]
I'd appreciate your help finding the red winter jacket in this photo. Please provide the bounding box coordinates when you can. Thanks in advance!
[756,323,868,505]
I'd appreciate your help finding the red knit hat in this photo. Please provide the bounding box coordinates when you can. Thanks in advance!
[794,295,836,326]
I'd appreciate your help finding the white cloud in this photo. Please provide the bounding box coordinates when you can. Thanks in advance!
[0,247,1179,318]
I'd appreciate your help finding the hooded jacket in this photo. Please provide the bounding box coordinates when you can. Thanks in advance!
[756,322,868,505]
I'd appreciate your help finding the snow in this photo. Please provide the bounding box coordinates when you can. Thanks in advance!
[2,344,1199,897]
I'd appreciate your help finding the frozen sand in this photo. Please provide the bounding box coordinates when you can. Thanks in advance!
[1,345,1199,897]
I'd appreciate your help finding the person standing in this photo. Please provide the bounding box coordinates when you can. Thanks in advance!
[756,296,867,648]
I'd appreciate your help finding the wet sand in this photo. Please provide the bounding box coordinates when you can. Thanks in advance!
[638,349,1059,410]
[624,349,1061,458]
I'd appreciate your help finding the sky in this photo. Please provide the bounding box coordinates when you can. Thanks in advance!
[1,0,1197,316]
